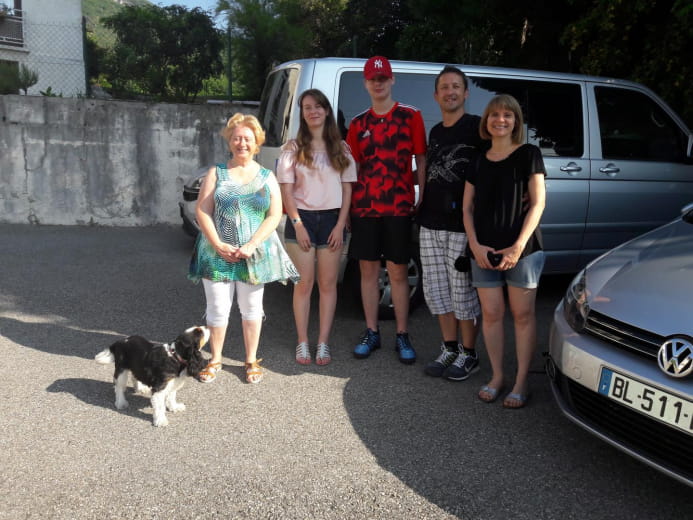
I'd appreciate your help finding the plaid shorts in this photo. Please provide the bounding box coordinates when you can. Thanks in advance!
[419,226,480,320]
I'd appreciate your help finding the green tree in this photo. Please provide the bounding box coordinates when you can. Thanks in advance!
[0,61,19,94]
[84,32,107,82]
[342,0,410,58]
[102,4,223,102]
[220,0,282,99]
[280,0,349,57]
[397,0,582,70]
[395,0,495,64]
[563,0,693,127]
[219,0,338,99]
[213,0,693,128]
[17,64,38,94]
[217,0,322,99]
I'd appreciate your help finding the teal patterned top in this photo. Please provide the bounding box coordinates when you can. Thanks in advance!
[188,164,299,285]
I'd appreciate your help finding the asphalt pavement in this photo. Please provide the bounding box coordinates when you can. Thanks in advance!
[0,224,688,520]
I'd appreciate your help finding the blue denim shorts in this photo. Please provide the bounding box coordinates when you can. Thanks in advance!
[284,208,345,249]
[471,250,545,289]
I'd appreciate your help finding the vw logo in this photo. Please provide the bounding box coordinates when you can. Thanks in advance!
[658,337,693,378]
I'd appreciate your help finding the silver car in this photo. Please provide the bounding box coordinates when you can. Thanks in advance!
[547,202,693,486]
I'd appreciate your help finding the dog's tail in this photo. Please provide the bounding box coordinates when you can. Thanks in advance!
[95,348,115,364]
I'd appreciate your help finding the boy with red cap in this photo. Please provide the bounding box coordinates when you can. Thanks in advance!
[346,56,427,364]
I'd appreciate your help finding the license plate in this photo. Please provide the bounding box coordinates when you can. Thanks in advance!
[598,367,693,435]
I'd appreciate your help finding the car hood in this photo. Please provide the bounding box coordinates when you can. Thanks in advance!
[585,218,693,337]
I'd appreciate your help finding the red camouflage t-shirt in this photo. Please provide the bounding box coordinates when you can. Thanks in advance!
[346,102,427,217]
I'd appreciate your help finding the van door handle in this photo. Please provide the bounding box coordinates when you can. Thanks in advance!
[599,164,620,176]
[559,162,582,175]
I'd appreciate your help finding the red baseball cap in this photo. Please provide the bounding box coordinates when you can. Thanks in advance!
[363,56,393,80]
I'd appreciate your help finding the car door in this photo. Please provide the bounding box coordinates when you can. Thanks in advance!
[583,84,693,266]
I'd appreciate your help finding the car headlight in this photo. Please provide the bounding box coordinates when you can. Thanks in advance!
[183,175,205,202]
[563,269,590,332]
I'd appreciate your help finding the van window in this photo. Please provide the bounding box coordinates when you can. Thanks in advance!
[258,67,299,147]
[595,86,686,162]
[337,71,583,158]
[337,71,440,135]
[467,78,584,157]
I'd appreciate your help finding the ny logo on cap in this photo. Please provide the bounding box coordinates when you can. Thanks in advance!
[373,59,384,70]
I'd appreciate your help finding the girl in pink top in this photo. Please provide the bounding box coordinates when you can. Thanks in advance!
[277,89,357,365]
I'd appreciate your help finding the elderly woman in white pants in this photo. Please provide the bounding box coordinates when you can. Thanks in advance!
[189,113,298,384]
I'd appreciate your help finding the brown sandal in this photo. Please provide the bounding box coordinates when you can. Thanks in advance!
[245,359,264,384]
[199,361,222,383]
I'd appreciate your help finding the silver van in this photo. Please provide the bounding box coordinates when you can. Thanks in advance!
[257,57,693,277]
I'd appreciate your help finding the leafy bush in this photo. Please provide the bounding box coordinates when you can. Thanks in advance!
[0,61,19,94]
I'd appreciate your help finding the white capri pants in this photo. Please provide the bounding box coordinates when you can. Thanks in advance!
[202,279,265,326]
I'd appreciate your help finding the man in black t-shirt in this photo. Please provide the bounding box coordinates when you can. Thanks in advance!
[418,66,483,381]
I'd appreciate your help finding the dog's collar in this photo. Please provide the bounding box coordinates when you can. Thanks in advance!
[164,342,187,366]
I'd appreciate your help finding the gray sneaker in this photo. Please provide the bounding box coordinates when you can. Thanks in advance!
[443,350,479,381]
[424,344,458,377]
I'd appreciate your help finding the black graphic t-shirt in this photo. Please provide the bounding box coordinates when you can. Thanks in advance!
[417,114,484,231]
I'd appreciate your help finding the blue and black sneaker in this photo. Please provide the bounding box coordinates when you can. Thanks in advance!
[395,333,416,364]
[443,350,479,381]
[424,344,458,377]
[353,328,381,359]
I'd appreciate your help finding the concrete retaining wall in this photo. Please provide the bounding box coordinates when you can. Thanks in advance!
[0,95,258,226]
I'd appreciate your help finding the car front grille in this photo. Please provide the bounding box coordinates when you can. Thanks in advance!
[584,310,663,360]
[559,373,693,481]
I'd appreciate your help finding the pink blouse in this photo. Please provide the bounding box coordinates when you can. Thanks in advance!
[276,140,357,210]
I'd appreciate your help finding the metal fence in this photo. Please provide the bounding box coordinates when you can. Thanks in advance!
[0,8,87,97]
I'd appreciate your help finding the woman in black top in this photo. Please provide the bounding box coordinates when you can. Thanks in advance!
[462,94,546,408]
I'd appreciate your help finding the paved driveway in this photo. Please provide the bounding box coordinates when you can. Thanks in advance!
[0,224,688,519]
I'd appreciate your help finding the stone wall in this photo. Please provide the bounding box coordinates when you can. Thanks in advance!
[0,95,258,226]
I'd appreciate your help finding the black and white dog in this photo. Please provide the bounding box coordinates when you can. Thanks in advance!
[95,326,210,427]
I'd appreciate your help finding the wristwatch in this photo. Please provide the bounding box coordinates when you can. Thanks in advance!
[291,217,302,225]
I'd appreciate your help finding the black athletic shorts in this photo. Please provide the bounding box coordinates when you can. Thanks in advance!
[348,216,411,264]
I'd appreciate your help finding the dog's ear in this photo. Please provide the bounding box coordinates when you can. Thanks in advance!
[187,348,207,377]
[176,334,195,351]
[181,328,206,348]
[191,326,208,349]
[176,330,200,349]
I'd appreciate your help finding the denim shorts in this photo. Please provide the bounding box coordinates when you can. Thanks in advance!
[471,250,545,289]
[284,208,345,249]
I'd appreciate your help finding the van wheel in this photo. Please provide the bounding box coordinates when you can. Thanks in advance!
[345,252,424,320]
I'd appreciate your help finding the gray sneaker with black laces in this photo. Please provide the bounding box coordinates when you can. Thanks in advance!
[443,350,479,381]
[424,344,458,377]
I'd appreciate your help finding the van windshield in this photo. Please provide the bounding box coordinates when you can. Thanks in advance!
[258,67,299,147]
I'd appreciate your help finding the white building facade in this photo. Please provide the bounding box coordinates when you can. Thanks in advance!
[0,0,86,96]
